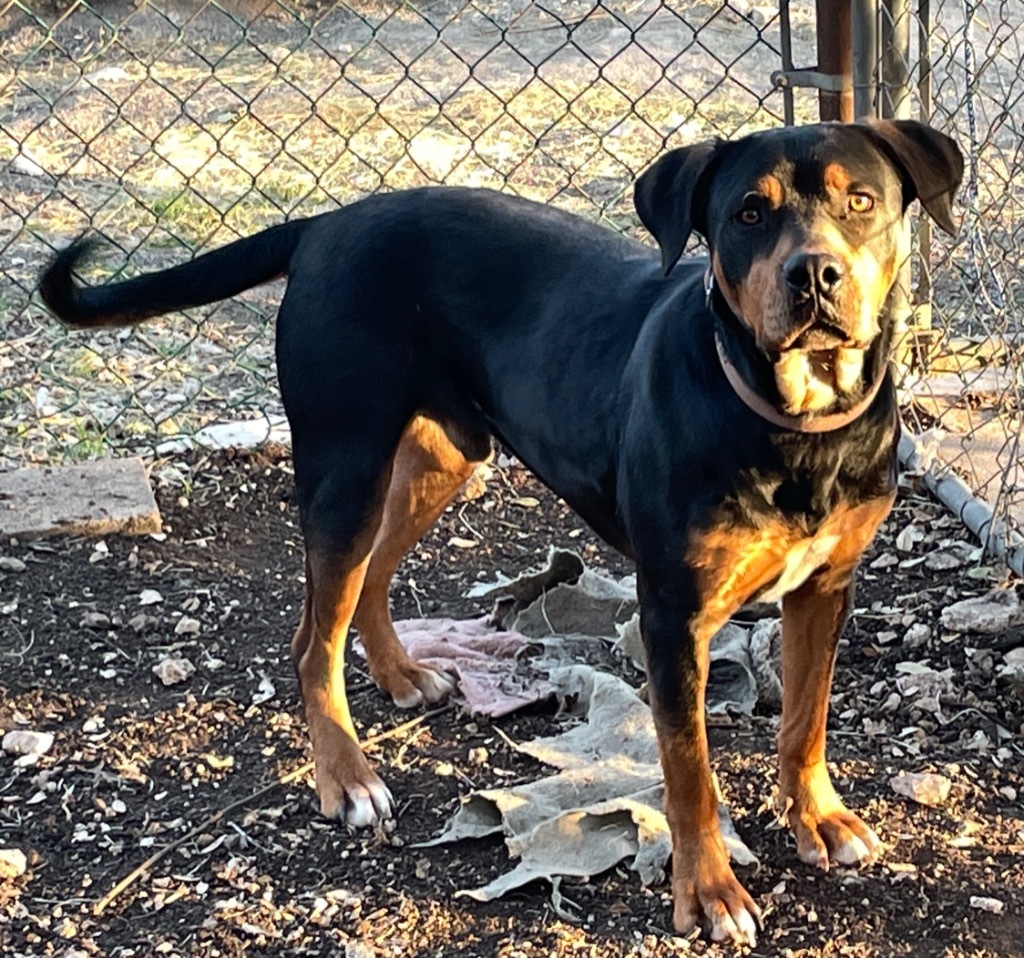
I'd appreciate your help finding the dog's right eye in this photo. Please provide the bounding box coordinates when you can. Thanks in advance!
[737,208,761,226]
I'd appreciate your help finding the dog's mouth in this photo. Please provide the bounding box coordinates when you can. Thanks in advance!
[771,321,870,414]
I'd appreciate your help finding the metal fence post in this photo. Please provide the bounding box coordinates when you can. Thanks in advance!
[817,0,854,121]
[915,0,934,346]
[880,0,917,371]
[851,0,878,118]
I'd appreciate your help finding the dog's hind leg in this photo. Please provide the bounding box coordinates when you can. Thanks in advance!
[289,443,399,825]
[286,385,415,826]
[354,416,492,709]
[292,539,388,826]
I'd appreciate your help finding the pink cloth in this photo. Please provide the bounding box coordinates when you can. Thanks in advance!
[378,617,554,717]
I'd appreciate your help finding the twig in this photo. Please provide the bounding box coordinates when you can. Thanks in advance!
[93,706,449,915]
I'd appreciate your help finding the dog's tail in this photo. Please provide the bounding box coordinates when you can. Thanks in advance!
[39,218,310,329]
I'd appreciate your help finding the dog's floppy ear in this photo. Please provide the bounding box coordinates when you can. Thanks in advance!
[862,119,964,235]
[634,140,720,275]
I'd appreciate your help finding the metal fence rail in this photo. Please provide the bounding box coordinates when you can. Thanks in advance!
[0,1,1020,565]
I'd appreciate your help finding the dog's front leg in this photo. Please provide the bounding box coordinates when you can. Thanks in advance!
[641,596,761,946]
[777,568,880,869]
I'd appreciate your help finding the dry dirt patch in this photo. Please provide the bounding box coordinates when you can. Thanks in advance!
[1,448,1022,956]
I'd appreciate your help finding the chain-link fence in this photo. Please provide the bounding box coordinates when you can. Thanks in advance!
[0,1,1020,567]
[870,0,1024,572]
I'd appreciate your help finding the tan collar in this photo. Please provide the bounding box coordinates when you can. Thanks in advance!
[706,269,887,434]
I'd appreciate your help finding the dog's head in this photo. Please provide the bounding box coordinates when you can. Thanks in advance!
[635,121,963,415]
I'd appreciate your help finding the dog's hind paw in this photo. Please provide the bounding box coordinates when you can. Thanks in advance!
[387,664,457,709]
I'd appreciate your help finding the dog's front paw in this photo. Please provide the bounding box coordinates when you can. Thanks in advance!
[672,835,761,946]
[309,718,394,827]
[319,770,394,828]
[781,761,880,870]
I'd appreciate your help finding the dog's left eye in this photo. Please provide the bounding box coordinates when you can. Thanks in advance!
[848,193,874,213]
[737,208,761,225]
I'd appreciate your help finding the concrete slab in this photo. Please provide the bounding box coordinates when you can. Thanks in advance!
[0,458,162,539]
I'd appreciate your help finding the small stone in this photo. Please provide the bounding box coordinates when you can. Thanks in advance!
[152,657,195,686]
[941,588,1022,634]
[139,589,164,606]
[128,612,159,633]
[2,730,54,759]
[869,552,898,570]
[0,557,27,572]
[969,895,1004,914]
[251,675,276,705]
[890,771,951,806]
[924,550,964,571]
[174,616,201,636]
[997,648,1024,704]
[0,847,28,878]
[903,623,931,647]
[345,943,376,958]
[80,611,112,630]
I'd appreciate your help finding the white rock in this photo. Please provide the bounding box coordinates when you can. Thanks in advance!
[924,550,964,571]
[345,942,376,958]
[0,847,28,878]
[80,611,112,630]
[155,417,292,455]
[85,65,131,84]
[0,557,27,572]
[895,666,953,700]
[999,648,1024,703]
[139,589,164,606]
[152,657,195,686]
[890,771,951,806]
[941,588,1022,634]
[251,674,277,705]
[174,616,202,636]
[11,150,46,177]
[903,623,931,647]
[969,895,1004,914]
[998,647,1024,679]
[128,613,159,633]
[895,524,923,552]
[2,730,55,758]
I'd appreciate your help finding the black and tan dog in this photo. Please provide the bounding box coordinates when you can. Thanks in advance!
[40,120,962,944]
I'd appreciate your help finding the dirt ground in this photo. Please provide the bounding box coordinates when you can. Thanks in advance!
[1,447,1022,957]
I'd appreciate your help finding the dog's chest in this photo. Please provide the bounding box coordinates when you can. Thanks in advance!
[759,529,843,602]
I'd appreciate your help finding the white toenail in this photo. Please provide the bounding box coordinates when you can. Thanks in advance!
[834,835,870,865]
[737,908,758,945]
[346,789,376,828]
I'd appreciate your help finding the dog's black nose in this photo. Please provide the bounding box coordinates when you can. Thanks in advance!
[784,252,844,298]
